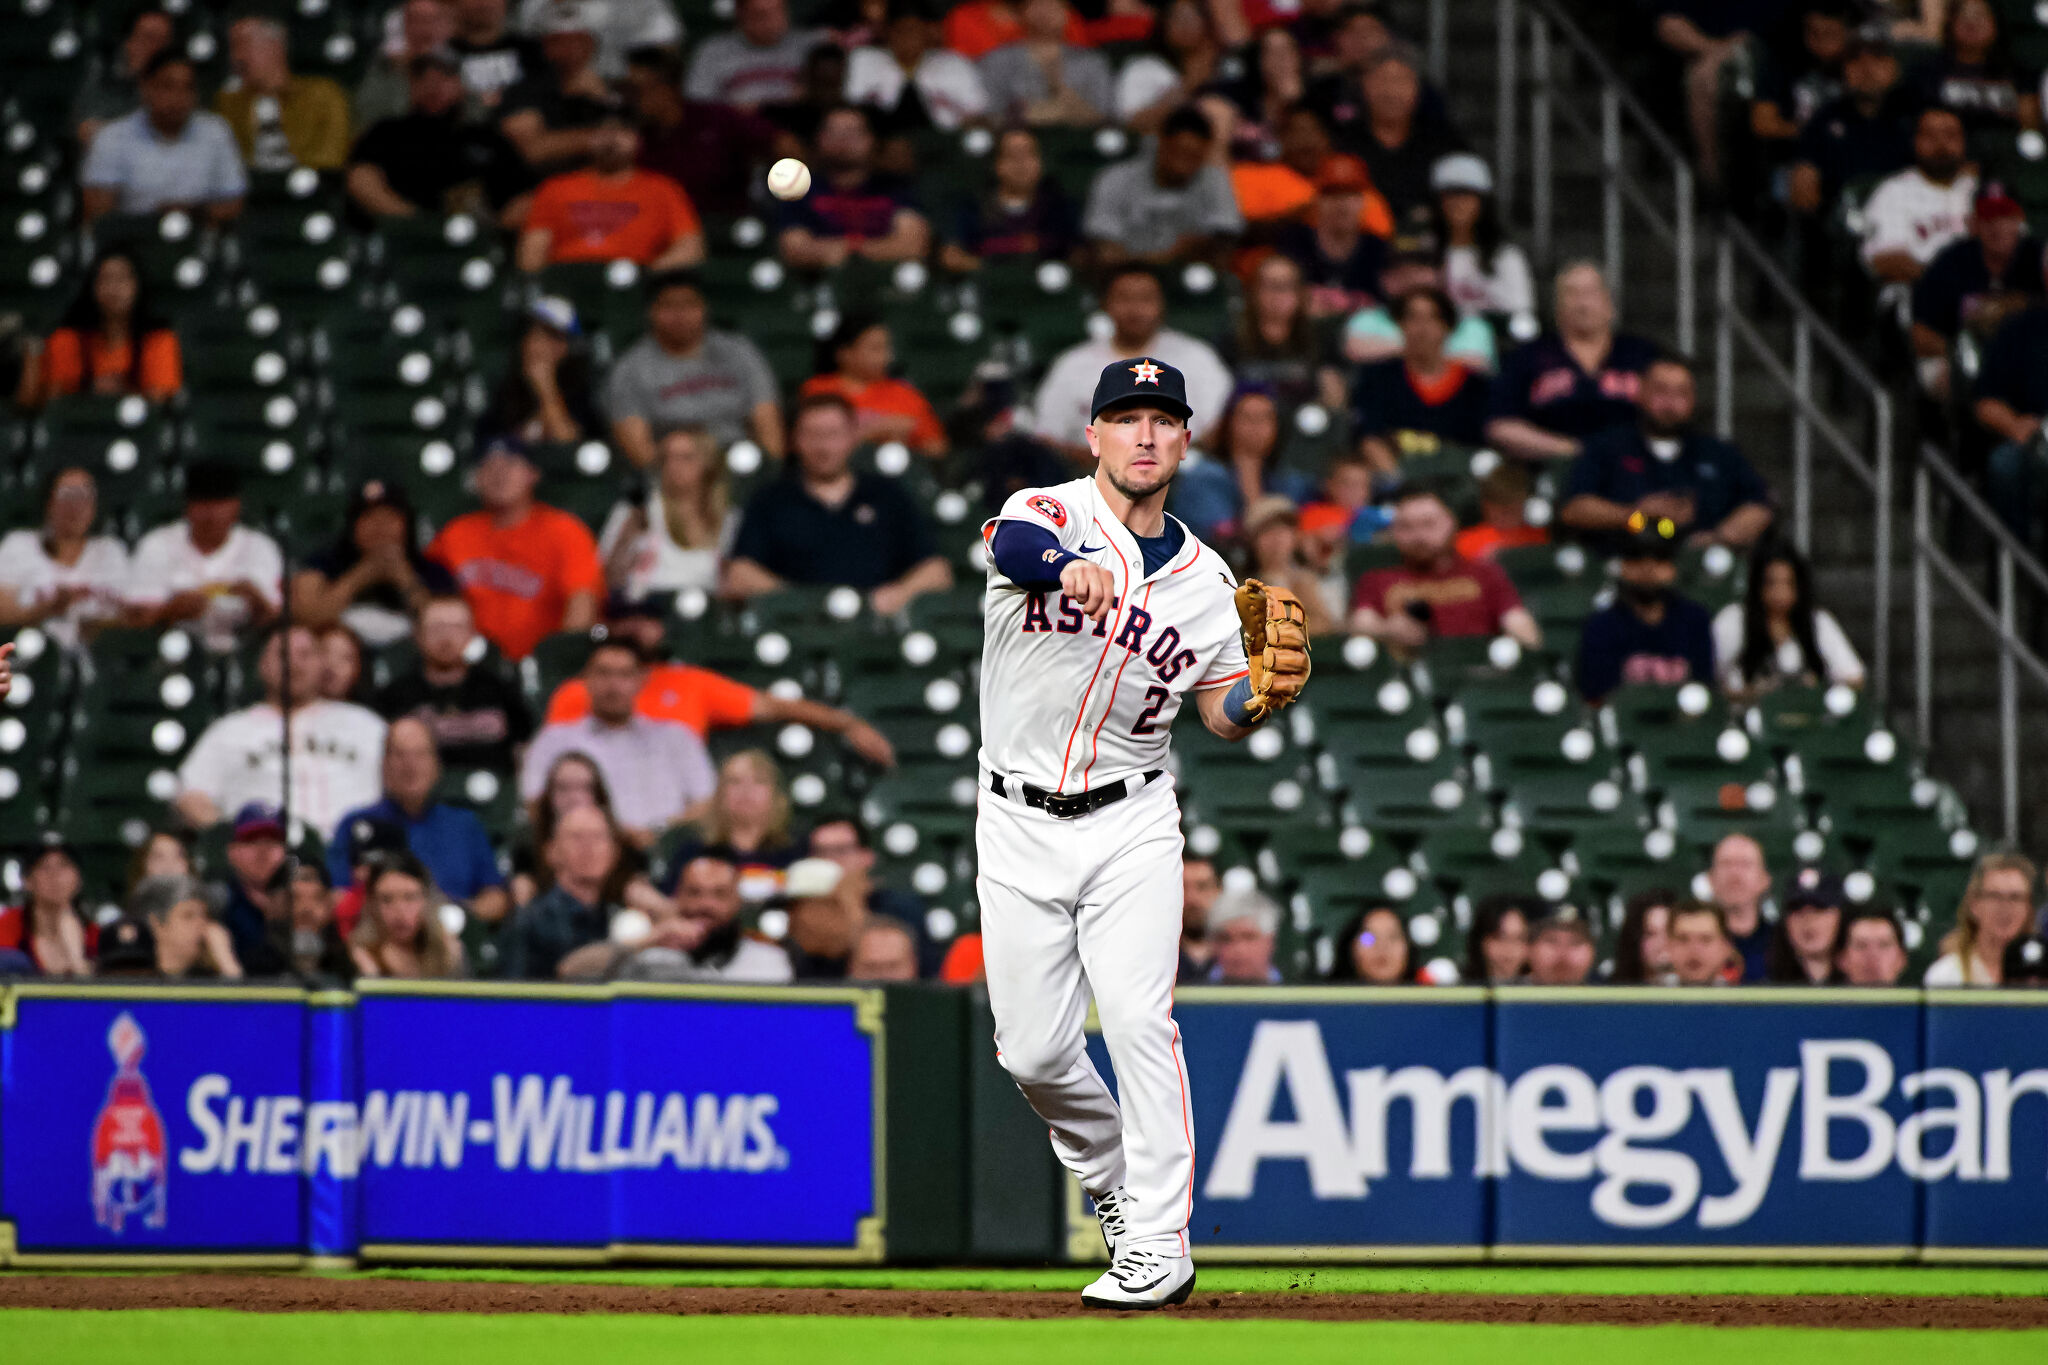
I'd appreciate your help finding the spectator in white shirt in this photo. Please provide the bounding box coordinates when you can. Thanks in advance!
[1924,852,2037,986]
[517,0,680,80]
[174,625,389,839]
[1861,105,1975,284]
[847,3,990,133]
[1028,264,1233,460]
[600,426,739,601]
[1710,540,1865,701]
[0,467,130,655]
[125,460,284,653]
[1429,153,1535,328]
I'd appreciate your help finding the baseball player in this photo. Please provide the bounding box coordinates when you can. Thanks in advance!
[975,356,1311,1309]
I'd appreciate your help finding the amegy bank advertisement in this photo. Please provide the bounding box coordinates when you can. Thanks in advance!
[0,986,879,1260]
[1141,989,2048,1256]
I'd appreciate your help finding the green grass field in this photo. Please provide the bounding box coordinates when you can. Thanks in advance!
[7,1307,2048,1365]
[10,1265,2048,1364]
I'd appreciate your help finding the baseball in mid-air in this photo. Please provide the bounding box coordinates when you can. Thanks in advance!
[767,158,812,201]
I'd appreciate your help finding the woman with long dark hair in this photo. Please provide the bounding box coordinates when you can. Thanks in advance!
[1766,880,1845,984]
[477,298,602,447]
[1463,893,1533,983]
[1609,887,1679,984]
[1114,0,1226,134]
[290,478,456,647]
[1212,26,1306,161]
[1429,153,1534,326]
[1217,252,1345,411]
[349,852,464,980]
[0,842,99,975]
[1326,905,1414,984]
[1169,383,1315,541]
[36,249,181,404]
[1711,539,1866,699]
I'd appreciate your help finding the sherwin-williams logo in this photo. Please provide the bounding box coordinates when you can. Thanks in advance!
[91,1012,168,1233]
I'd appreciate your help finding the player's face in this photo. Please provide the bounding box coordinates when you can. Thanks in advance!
[1087,404,1188,503]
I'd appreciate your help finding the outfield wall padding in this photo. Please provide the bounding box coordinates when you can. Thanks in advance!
[4,982,2045,1264]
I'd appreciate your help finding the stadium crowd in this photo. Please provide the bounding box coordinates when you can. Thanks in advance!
[1630,0,2048,553]
[1,0,2042,990]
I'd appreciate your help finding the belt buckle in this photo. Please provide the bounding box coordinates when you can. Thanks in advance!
[1044,789,1089,820]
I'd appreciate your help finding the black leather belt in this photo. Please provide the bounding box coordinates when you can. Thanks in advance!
[988,770,1163,820]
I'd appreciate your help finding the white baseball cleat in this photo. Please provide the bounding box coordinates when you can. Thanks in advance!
[1089,1185,1132,1260]
[1080,1247,1196,1311]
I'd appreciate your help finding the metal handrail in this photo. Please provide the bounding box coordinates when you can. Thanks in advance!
[1500,0,2047,842]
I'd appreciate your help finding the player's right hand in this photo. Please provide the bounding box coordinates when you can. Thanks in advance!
[1061,559,1118,622]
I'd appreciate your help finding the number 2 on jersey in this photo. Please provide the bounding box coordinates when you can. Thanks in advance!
[1131,686,1170,735]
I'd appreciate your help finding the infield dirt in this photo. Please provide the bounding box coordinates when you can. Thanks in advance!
[3,1273,2047,1329]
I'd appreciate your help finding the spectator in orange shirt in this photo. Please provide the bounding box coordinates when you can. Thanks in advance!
[516,109,705,272]
[1231,106,1393,236]
[541,600,897,765]
[800,313,947,457]
[34,250,182,406]
[945,0,1087,60]
[425,437,603,659]
[1454,461,1550,562]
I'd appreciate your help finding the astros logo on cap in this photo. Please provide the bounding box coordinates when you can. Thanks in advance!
[1129,360,1163,385]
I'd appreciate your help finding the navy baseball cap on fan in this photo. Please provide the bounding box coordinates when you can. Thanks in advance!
[1784,865,1847,913]
[1090,356,1194,425]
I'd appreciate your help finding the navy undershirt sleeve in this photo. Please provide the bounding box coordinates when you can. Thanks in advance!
[990,520,1076,587]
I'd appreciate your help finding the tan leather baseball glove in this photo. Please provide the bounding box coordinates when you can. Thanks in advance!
[1233,578,1312,720]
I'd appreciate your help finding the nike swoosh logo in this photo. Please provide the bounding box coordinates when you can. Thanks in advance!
[1118,1271,1170,1292]
[1079,543,1106,554]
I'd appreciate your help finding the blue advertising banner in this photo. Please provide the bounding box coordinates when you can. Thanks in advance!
[352,986,880,1257]
[1922,992,2048,1260]
[1102,986,1995,1259]
[1131,989,1493,1256]
[1490,988,1923,1255]
[0,983,884,1264]
[0,986,310,1261]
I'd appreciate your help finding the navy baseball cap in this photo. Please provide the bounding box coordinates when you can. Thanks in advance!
[1784,865,1846,912]
[1089,356,1193,425]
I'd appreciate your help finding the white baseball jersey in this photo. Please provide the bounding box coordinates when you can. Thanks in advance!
[979,476,1248,792]
[176,700,387,840]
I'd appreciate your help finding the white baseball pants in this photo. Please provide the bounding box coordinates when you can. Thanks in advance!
[975,772,1193,1257]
